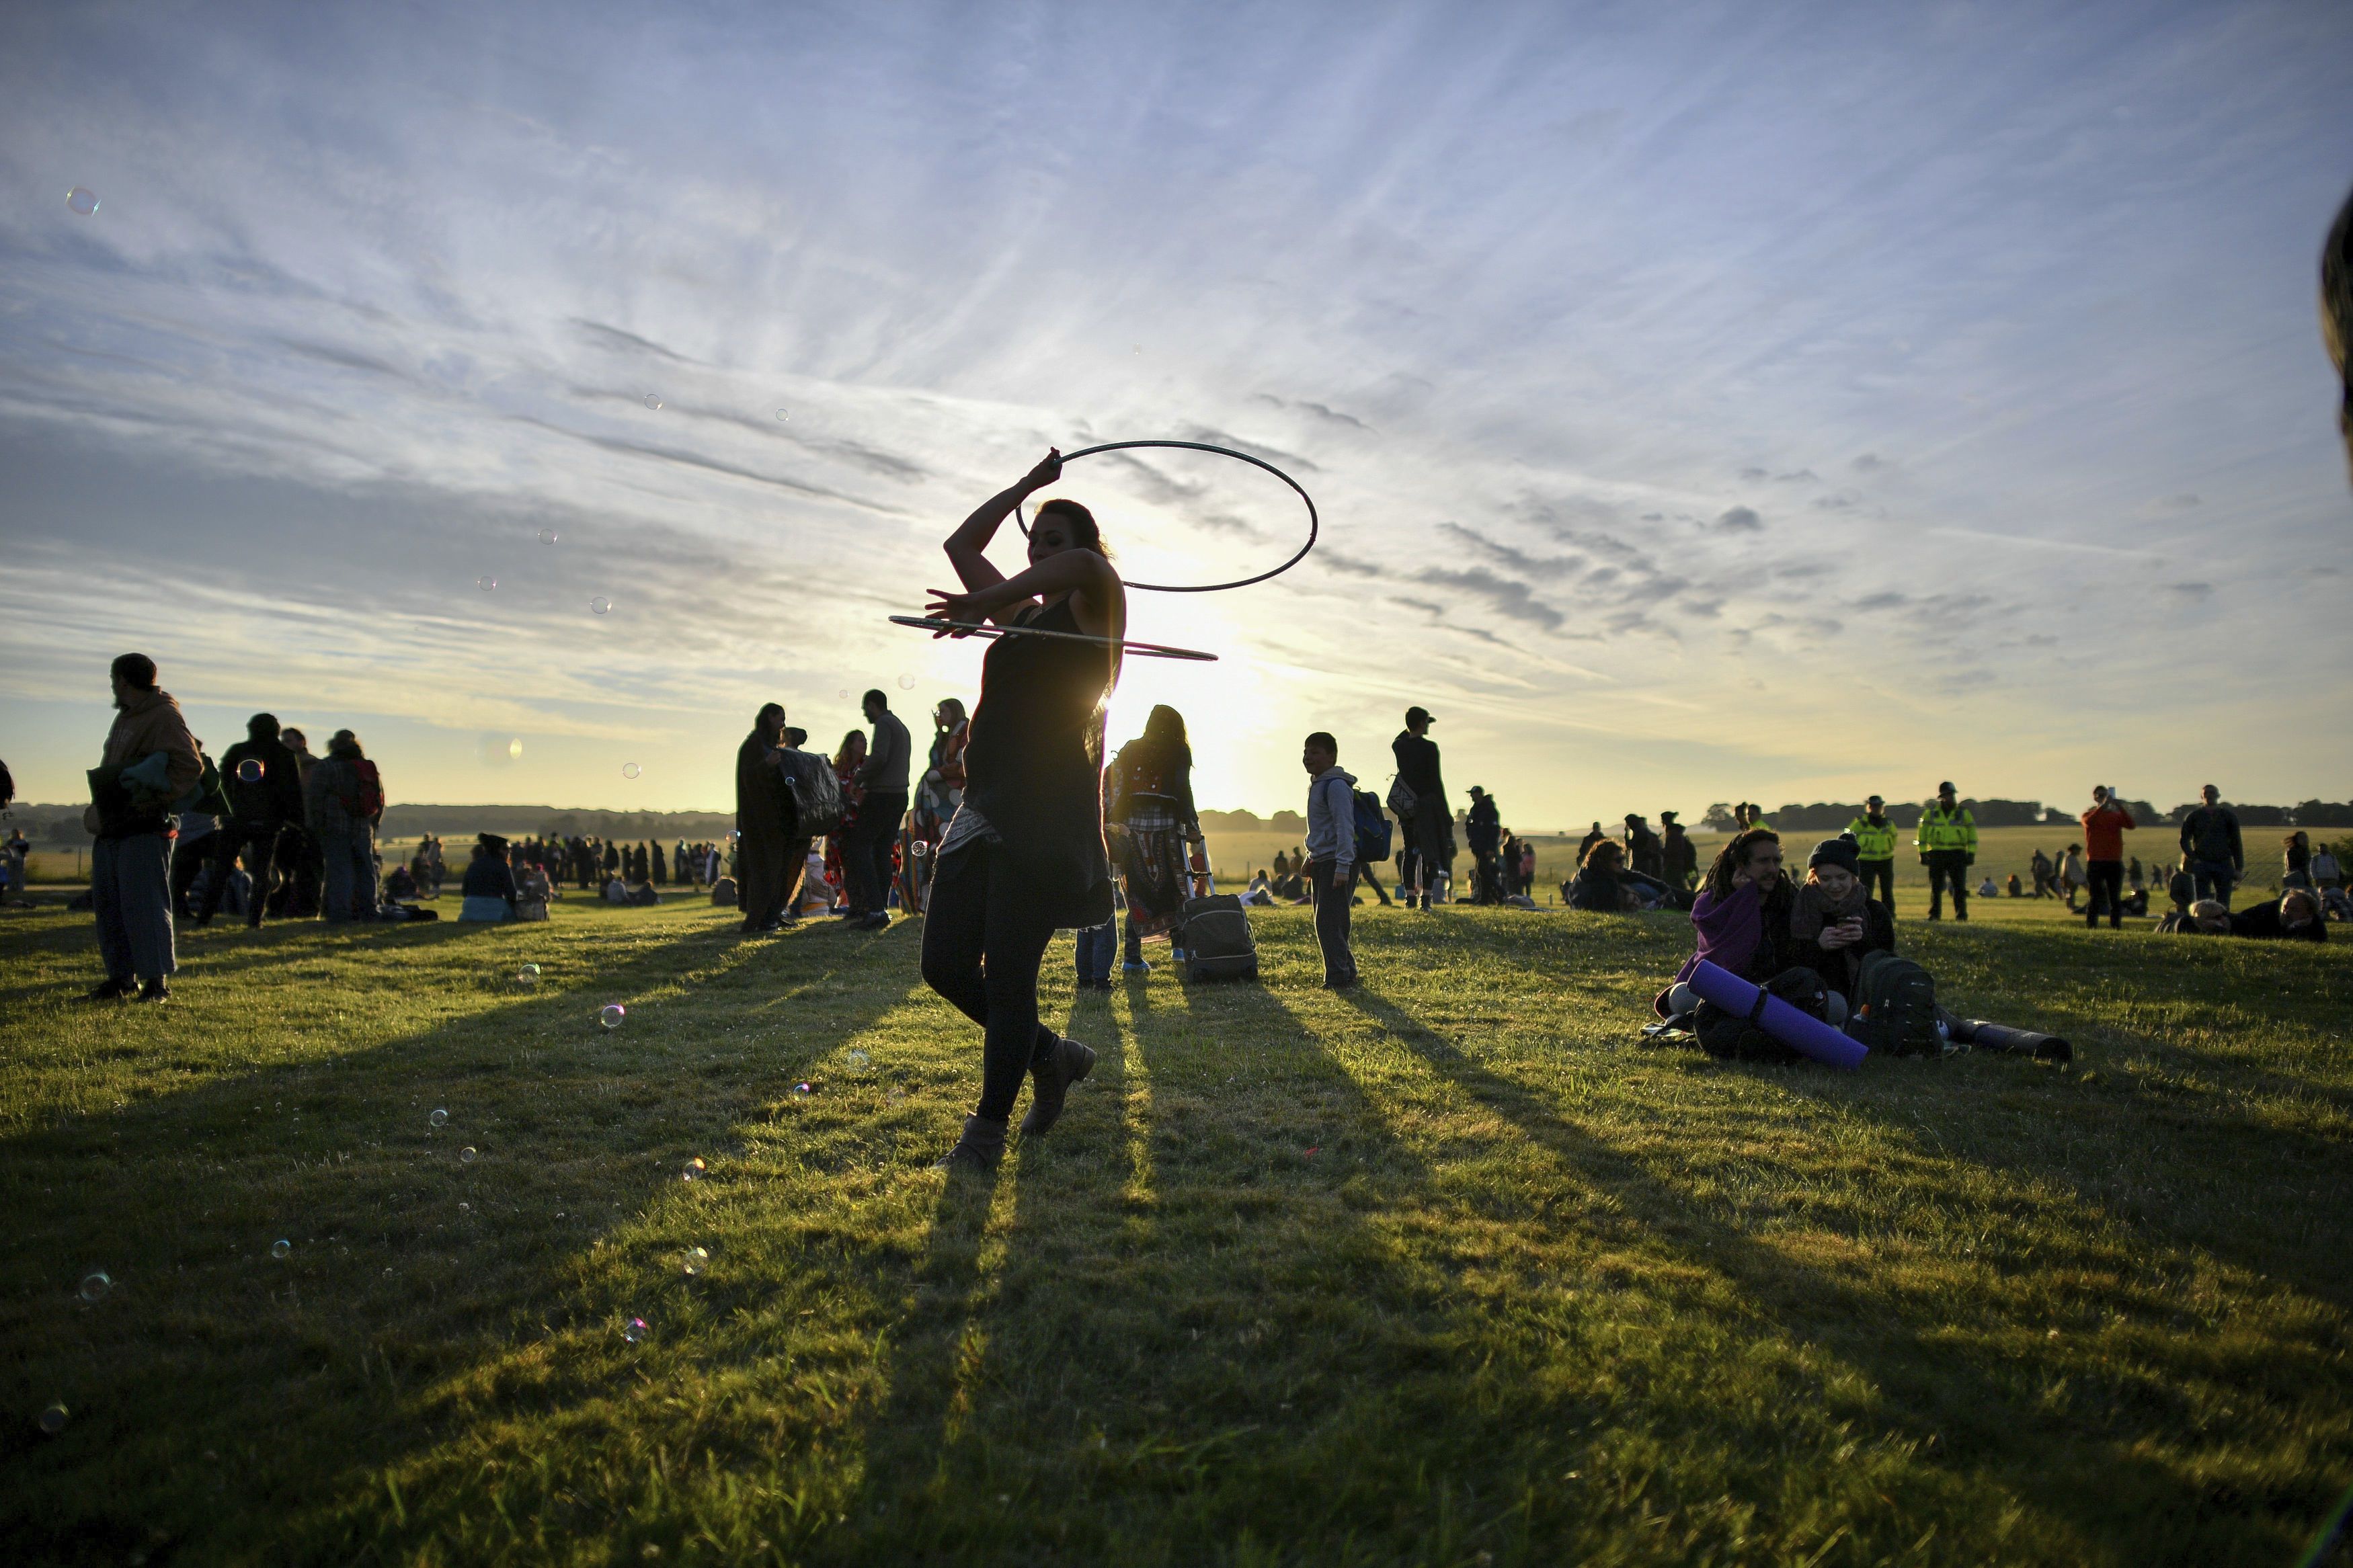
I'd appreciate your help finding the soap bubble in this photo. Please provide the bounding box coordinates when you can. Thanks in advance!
[67,187,97,216]
[775,407,790,421]
[477,576,497,591]
[271,1239,291,1260]
[898,675,916,690]
[623,762,641,780]
[517,963,541,985]
[600,1003,625,1029]
[623,1317,648,1344]
[845,1048,870,1072]
[428,1108,448,1128]
[78,1271,112,1304]
[507,738,524,761]
[912,840,928,858]
[681,1157,705,1182]
[591,597,610,615]
[460,1147,477,1163]
[643,393,663,409]
[235,758,265,784]
[682,1246,707,1276]
[792,1080,815,1097]
[536,527,559,544]
[38,1403,68,1434]
[836,688,849,700]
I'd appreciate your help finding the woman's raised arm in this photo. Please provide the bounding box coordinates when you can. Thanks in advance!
[942,449,1062,601]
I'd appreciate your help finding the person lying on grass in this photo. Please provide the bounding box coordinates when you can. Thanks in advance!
[2158,899,2234,936]
[1789,837,1895,1013]
[2228,888,2327,942]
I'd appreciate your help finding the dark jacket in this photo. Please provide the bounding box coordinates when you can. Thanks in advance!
[1661,827,1698,887]
[219,737,304,824]
[856,708,913,795]
[1624,823,1664,879]
[1392,730,1444,801]
[1466,796,1500,854]
[735,729,793,847]
[2180,805,2243,869]
[461,854,518,905]
[1792,899,1897,999]
[1566,866,1622,912]
[2229,899,2326,942]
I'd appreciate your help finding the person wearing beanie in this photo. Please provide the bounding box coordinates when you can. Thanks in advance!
[1792,836,1895,1011]
[1659,811,1698,890]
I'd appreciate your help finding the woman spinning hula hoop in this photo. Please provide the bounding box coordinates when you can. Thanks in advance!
[920,448,1123,1171]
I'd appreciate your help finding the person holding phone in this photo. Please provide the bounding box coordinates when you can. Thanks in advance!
[2079,784,2138,930]
[1790,837,1895,1015]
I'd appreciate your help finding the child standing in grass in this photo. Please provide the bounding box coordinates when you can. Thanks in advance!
[1302,731,1359,989]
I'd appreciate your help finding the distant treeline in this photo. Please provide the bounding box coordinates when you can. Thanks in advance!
[1702,800,2353,833]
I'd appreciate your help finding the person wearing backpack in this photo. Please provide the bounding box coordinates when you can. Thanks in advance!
[1302,731,1359,987]
[302,729,383,923]
[1390,706,1451,910]
[198,712,305,928]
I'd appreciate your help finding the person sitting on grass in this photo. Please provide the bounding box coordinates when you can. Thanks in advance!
[1654,828,1794,1018]
[2229,887,2327,942]
[1566,839,1634,911]
[2006,872,2023,897]
[458,834,518,922]
[1789,837,1895,1014]
[516,860,553,921]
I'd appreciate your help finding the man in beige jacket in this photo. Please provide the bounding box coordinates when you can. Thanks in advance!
[83,653,202,1001]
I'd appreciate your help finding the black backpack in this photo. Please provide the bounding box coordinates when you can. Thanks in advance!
[1180,892,1259,982]
[773,749,844,838]
[1848,950,1943,1057]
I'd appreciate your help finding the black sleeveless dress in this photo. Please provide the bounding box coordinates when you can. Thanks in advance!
[957,595,1118,928]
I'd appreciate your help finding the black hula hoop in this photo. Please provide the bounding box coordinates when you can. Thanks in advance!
[1012,439,1318,593]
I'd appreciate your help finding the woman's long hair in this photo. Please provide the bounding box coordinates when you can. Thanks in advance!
[1700,828,1780,902]
[933,696,967,732]
[834,730,867,769]
[1035,497,1113,559]
[328,729,364,760]
[1135,704,1191,772]
[1581,839,1623,874]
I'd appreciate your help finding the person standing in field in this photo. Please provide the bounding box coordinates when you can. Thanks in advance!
[1660,811,1698,890]
[2079,785,2137,929]
[2056,844,2087,911]
[2282,831,2313,890]
[82,653,202,1001]
[1845,795,1898,917]
[1391,706,1451,911]
[1465,786,1502,904]
[1622,813,1665,880]
[847,688,912,930]
[201,712,304,928]
[2180,784,2244,909]
[734,703,795,935]
[1915,781,1977,921]
[1104,704,1204,973]
[304,730,383,922]
[1302,731,1359,988]
[2311,840,2342,890]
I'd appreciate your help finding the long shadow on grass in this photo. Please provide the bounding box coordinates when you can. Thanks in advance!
[0,913,924,1563]
[1330,982,2340,1565]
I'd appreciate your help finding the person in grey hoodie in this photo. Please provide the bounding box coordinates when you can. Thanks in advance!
[847,688,912,929]
[1302,731,1359,989]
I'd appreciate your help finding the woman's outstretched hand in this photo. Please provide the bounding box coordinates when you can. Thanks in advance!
[924,587,982,635]
[1021,448,1062,493]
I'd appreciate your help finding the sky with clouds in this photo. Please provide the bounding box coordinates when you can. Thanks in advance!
[3,0,2348,827]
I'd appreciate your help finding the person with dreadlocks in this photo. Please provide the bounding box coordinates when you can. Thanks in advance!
[920,450,1123,1171]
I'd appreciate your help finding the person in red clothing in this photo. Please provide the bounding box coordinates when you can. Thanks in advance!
[2079,784,2137,930]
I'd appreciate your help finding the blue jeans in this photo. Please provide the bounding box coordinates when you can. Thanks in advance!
[319,824,378,922]
[2189,860,2237,909]
[1074,920,1115,984]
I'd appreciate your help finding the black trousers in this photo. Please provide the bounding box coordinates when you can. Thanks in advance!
[199,821,285,925]
[169,835,214,919]
[846,791,908,914]
[920,839,1060,1122]
[2085,860,2126,928]
[1925,852,1971,919]
[268,826,321,917]
[1349,860,1392,905]
[1308,858,1357,983]
[737,834,807,928]
[1859,859,1895,915]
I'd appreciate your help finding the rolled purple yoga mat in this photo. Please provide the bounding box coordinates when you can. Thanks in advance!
[1686,960,1870,1070]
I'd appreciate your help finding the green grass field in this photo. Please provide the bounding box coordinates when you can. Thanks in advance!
[3,892,2348,1565]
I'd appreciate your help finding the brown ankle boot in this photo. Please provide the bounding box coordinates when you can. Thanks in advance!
[941,1114,1008,1171]
[1019,1036,1096,1137]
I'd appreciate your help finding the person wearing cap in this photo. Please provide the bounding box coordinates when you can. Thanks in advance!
[1790,836,1895,1017]
[1659,811,1698,890]
[1390,706,1451,909]
[1464,785,1501,904]
[1845,795,1898,917]
[458,833,519,921]
[1915,781,1979,921]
